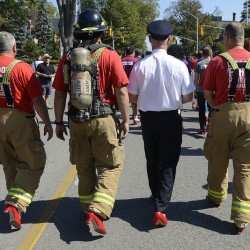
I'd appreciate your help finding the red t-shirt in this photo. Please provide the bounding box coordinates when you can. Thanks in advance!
[202,48,250,106]
[190,58,198,70]
[121,55,138,78]
[0,56,43,113]
[53,47,129,106]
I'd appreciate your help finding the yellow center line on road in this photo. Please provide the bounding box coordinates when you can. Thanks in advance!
[17,165,77,250]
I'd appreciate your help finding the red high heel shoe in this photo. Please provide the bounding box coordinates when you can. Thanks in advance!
[154,212,168,226]
[4,205,22,229]
[86,212,107,235]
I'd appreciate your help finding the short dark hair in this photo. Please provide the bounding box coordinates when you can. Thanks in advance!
[126,45,135,55]
[202,47,212,57]
[224,22,244,43]
[167,44,185,60]
[244,38,250,51]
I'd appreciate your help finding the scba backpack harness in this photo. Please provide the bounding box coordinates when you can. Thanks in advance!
[63,44,122,140]
[220,52,250,101]
[1,60,22,108]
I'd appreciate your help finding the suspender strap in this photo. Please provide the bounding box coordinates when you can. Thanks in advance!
[2,60,21,108]
[220,52,240,101]
[220,52,238,70]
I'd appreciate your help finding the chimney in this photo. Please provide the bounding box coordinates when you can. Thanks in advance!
[233,12,236,21]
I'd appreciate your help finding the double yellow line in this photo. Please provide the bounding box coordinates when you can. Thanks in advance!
[17,165,77,250]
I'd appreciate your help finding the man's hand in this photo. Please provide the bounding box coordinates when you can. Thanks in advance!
[120,121,129,140]
[56,124,68,141]
[44,124,53,141]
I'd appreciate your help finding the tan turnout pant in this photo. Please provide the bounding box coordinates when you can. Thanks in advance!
[69,115,124,219]
[204,102,250,223]
[0,108,46,212]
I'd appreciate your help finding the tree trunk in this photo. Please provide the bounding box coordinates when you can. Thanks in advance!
[56,0,76,55]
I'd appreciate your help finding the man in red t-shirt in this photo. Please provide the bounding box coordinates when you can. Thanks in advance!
[53,9,129,235]
[122,45,140,124]
[202,22,250,233]
[0,31,53,230]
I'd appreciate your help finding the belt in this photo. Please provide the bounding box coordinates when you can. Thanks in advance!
[139,109,178,114]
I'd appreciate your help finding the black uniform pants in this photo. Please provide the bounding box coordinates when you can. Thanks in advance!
[140,110,182,212]
[197,92,211,129]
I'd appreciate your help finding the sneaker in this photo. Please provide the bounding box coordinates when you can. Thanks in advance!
[133,116,140,124]
[235,220,248,233]
[4,205,22,229]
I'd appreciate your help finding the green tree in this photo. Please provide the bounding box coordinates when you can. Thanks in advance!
[78,0,159,51]
[0,0,29,33]
[164,0,222,54]
[21,38,42,61]
[241,1,250,21]
[36,0,54,53]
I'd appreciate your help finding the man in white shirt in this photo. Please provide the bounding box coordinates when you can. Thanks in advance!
[128,20,195,227]
[31,54,43,72]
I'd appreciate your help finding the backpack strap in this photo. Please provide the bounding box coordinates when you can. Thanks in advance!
[2,60,22,108]
[88,43,113,53]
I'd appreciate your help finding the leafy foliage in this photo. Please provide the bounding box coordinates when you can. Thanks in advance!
[21,38,42,61]
[78,0,159,51]
[36,0,54,53]
[164,0,223,55]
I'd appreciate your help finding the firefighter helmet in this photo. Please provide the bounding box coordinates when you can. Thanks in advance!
[73,9,108,40]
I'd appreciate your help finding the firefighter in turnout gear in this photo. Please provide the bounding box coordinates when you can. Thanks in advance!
[0,31,53,229]
[202,22,250,234]
[53,9,130,235]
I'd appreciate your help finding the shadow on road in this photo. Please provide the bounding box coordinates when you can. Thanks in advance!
[0,192,238,241]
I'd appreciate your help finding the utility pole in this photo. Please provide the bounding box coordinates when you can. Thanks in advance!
[183,11,199,51]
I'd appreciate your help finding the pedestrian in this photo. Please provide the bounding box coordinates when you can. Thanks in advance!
[53,9,130,235]
[128,20,195,226]
[194,46,212,134]
[31,53,43,73]
[244,37,250,52]
[36,54,55,109]
[135,48,143,60]
[167,44,191,74]
[0,31,53,229]
[202,22,250,233]
[122,45,140,124]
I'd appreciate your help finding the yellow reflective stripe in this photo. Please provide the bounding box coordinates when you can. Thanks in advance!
[2,60,21,84]
[208,188,227,199]
[10,188,33,198]
[81,27,98,31]
[79,194,93,204]
[8,187,33,204]
[232,201,250,213]
[246,58,250,69]
[220,52,238,70]
[92,192,115,208]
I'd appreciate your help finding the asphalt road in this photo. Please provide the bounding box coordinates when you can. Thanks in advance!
[0,99,249,250]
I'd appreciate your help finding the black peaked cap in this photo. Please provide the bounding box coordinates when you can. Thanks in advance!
[147,20,174,41]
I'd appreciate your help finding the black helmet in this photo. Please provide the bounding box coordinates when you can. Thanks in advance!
[73,9,108,40]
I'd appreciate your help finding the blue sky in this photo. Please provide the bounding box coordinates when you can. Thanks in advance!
[159,0,245,21]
